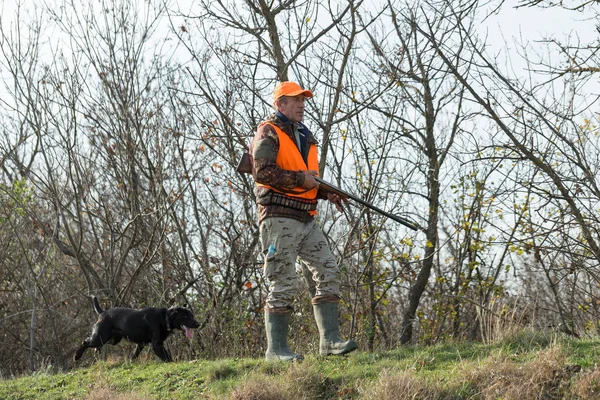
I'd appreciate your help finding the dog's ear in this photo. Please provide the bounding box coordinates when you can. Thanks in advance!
[183,303,189,309]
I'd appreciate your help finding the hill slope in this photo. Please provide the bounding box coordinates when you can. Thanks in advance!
[2,329,600,399]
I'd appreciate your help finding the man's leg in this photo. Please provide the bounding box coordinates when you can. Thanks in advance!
[297,221,358,356]
[312,296,358,356]
[264,307,303,361]
[296,220,340,298]
[260,218,303,361]
[300,261,317,298]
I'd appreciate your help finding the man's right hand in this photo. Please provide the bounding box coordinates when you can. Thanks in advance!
[301,170,320,190]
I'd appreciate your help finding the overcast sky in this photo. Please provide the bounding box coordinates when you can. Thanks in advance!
[0,1,598,96]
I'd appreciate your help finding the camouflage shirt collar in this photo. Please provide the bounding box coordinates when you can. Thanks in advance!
[270,112,313,141]
[270,111,292,132]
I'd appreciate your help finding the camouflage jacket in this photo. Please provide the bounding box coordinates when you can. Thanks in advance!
[250,112,327,224]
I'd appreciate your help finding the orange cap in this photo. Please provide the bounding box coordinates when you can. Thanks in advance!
[273,81,313,102]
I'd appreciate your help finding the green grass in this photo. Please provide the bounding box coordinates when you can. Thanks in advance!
[2,331,600,399]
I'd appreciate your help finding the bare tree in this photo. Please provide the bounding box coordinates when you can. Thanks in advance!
[357,0,477,344]
[423,0,600,336]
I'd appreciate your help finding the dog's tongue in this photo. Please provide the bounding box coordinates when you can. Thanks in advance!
[184,326,193,339]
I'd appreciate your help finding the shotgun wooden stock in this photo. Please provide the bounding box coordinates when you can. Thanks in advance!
[236,152,419,231]
[236,152,254,175]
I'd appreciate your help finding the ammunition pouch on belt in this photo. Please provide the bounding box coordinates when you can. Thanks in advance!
[258,191,318,211]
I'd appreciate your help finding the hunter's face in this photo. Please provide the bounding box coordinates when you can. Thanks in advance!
[277,95,306,123]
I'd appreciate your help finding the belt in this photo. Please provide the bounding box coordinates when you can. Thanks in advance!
[258,192,318,211]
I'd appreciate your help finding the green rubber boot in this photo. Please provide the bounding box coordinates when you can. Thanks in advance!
[313,301,358,356]
[264,309,303,361]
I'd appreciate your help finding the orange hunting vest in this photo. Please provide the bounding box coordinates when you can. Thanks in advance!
[257,122,320,203]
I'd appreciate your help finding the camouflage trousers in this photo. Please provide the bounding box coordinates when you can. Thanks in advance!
[259,217,340,309]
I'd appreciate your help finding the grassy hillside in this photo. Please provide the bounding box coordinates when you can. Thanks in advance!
[2,329,600,399]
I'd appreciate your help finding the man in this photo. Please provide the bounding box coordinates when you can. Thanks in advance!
[249,81,358,361]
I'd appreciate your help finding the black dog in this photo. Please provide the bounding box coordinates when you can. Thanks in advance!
[74,296,200,362]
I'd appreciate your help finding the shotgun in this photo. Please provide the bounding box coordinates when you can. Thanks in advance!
[236,152,419,231]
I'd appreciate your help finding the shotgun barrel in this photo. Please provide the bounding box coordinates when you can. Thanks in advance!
[314,177,418,231]
[236,152,419,231]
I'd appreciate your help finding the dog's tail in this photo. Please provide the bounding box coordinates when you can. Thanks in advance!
[92,296,104,314]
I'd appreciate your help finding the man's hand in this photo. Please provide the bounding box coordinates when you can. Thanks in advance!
[327,192,346,213]
[301,170,320,189]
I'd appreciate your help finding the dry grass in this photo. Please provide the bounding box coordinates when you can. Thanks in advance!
[284,360,339,399]
[570,366,600,400]
[86,385,152,400]
[463,346,570,399]
[227,375,288,400]
[227,359,352,400]
[476,297,533,345]
[359,369,446,400]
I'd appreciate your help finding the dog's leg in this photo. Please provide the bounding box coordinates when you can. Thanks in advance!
[110,336,123,346]
[74,338,92,361]
[132,344,145,360]
[151,341,172,362]
[75,334,107,361]
[74,323,113,361]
